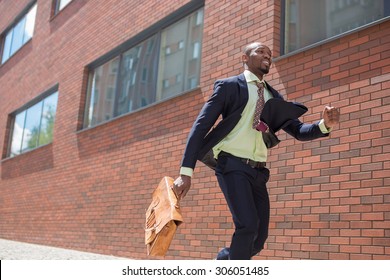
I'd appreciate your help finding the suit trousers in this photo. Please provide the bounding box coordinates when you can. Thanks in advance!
[215,153,270,260]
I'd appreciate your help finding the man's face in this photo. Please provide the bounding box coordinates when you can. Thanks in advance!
[243,44,272,76]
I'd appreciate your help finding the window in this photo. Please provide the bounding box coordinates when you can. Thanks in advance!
[9,90,58,157]
[85,7,204,128]
[282,0,390,54]
[157,9,203,100]
[54,0,73,14]
[1,3,37,64]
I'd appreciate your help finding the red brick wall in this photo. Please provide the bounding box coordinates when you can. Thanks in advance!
[264,19,390,260]
[0,0,389,260]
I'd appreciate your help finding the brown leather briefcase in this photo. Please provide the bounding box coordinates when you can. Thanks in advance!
[145,176,183,256]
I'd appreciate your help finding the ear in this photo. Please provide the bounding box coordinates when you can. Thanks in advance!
[241,54,248,65]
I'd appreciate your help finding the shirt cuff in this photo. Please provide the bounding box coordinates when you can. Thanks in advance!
[319,119,332,134]
[180,167,194,178]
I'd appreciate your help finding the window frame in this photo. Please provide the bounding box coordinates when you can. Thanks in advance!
[83,0,204,129]
[6,85,59,158]
[280,0,390,58]
[0,1,37,64]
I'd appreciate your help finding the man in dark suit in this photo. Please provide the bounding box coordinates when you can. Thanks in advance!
[173,42,340,260]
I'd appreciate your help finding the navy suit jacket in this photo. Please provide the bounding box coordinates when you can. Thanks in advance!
[181,73,328,170]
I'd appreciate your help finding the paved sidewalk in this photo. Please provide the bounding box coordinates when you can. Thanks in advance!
[0,238,127,260]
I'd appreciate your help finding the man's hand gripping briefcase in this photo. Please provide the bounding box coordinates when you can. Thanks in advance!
[145,176,183,256]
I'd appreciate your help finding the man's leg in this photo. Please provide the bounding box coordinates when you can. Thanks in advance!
[251,167,270,256]
[215,156,269,260]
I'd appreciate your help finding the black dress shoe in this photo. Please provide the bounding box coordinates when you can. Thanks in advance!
[216,247,230,260]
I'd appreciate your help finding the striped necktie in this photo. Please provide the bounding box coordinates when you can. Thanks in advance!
[252,81,268,132]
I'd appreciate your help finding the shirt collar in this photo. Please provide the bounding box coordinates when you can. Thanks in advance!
[244,70,266,85]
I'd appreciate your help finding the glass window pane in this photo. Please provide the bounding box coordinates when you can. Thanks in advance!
[1,29,13,63]
[39,92,58,146]
[87,57,119,127]
[84,8,204,127]
[58,0,72,11]
[185,9,203,91]
[284,0,388,54]
[117,36,158,115]
[8,91,59,157]
[23,4,37,44]
[157,8,203,100]
[10,111,26,157]
[10,17,26,56]
[157,18,189,100]
[21,101,43,153]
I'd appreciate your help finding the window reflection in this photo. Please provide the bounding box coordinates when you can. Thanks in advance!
[10,112,26,157]
[21,102,43,153]
[24,4,37,43]
[1,3,37,64]
[84,8,204,128]
[157,9,203,100]
[10,18,26,56]
[9,91,58,157]
[55,0,72,13]
[39,92,58,146]
[118,36,159,115]
[283,0,389,54]
[88,57,119,126]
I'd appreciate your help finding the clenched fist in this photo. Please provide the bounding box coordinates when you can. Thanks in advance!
[172,175,191,200]
[323,106,340,130]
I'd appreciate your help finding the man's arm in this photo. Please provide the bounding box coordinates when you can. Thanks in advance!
[283,106,340,141]
[173,80,227,199]
[180,79,227,169]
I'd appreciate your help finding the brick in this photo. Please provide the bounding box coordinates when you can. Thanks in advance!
[320,244,339,253]
[350,204,372,215]
[351,188,372,197]
[292,251,310,259]
[361,195,384,204]
[373,238,390,246]
[373,221,390,228]
[319,214,340,221]
[330,205,350,213]
[371,73,390,84]
[350,221,372,229]
[340,164,360,173]
[330,189,350,198]
[362,229,385,237]
[340,245,361,254]
[373,186,390,195]
[301,244,320,252]
[362,246,384,255]
[340,229,361,237]
[350,254,372,260]
[330,237,350,245]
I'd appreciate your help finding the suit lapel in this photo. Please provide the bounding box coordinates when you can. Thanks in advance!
[265,81,283,99]
[237,73,249,107]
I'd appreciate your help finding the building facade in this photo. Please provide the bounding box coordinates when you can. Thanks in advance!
[0,0,389,259]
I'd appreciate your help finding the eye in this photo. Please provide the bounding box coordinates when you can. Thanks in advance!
[256,48,268,54]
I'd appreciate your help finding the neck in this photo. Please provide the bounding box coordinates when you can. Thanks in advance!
[245,69,265,80]
[253,70,265,81]
[256,74,264,81]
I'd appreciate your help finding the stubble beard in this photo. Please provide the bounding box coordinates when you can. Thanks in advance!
[260,66,270,75]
